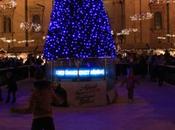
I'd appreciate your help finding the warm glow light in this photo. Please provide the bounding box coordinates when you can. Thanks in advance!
[130,12,153,21]
[149,0,175,4]
[0,37,17,43]
[0,0,17,10]
[20,22,42,32]
[117,28,138,36]
[157,36,166,40]
[17,40,35,44]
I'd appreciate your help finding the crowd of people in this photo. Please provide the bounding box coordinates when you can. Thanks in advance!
[0,54,44,68]
[0,51,174,130]
[0,66,66,130]
[116,50,175,66]
[0,54,46,105]
[0,50,175,69]
[115,50,175,79]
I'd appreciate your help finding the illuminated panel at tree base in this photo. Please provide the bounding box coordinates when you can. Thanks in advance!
[55,68,105,80]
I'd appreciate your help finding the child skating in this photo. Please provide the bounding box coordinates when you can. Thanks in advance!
[121,67,139,103]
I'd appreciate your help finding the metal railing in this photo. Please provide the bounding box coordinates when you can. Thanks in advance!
[0,63,174,86]
[0,65,45,86]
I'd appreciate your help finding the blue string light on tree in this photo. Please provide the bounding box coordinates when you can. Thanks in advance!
[44,0,116,61]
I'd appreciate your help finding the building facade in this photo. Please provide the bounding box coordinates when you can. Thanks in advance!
[104,0,175,49]
[0,0,175,53]
[0,0,52,53]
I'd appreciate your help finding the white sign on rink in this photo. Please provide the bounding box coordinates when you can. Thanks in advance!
[61,81,107,107]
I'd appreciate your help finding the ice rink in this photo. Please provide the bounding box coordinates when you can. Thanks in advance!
[0,79,175,130]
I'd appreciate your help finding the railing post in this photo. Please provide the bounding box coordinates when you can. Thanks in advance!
[104,58,107,80]
[147,63,150,78]
[28,65,31,79]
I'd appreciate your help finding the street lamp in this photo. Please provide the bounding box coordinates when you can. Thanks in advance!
[139,0,143,45]
[165,0,172,45]
[118,0,125,44]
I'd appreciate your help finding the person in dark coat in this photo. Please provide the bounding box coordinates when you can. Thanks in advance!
[53,83,68,107]
[121,67,139,103]
[5,71,18,103]
[11,70,60,130]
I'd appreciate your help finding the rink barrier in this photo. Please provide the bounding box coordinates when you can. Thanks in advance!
[0,64,174,86]
[0,65,45,86]
[158,65,175,85]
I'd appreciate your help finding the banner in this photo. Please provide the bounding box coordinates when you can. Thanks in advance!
[61,81,107,107]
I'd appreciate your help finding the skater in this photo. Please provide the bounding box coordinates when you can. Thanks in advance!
[11,71,60,130]
[53,83,68,107]
[5,70,18,103]
[121,67,139,103]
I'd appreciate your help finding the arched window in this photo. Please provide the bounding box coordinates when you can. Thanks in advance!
[3,16,11,33]
[154,12,162,30]
[32,15,40,24]
[32,15,41,32]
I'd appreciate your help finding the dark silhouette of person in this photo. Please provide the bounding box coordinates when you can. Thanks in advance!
[5,70,18,103]
[121,67,139,103]
[11,70,60,130]
[54,83,68,107]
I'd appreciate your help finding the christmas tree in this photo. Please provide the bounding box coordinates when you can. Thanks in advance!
[44,0,116,61]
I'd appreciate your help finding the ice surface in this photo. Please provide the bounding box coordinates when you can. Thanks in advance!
[0,79,175,130]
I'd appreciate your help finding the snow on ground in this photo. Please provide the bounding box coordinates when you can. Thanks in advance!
[0,79,175,130]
